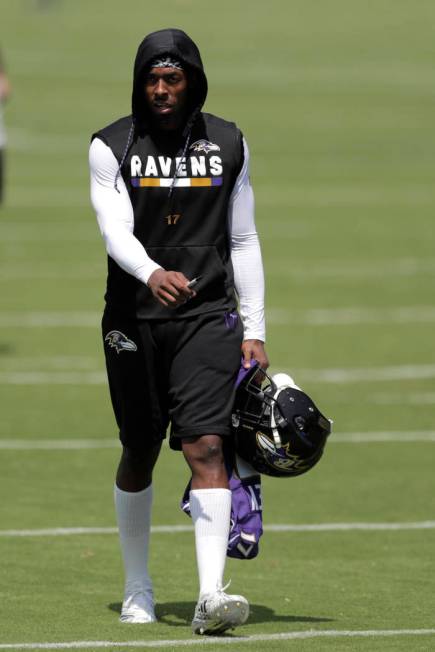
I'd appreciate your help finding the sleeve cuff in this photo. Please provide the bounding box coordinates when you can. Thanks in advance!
[243,331,266,343]
[134,261,164,286]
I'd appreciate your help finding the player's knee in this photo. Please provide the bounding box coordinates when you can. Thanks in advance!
[184,436,224,469]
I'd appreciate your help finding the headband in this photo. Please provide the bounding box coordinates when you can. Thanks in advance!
[149,56,183,70]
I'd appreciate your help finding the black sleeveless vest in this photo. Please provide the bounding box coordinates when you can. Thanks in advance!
[94,112,243,319]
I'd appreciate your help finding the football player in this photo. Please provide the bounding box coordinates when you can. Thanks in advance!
[89,29,268,635]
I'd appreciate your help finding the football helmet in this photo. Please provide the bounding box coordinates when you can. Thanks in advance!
[232,365,332,478]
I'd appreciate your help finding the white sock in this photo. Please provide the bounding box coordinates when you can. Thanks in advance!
[189,488,231,598]
[114,484,153,597]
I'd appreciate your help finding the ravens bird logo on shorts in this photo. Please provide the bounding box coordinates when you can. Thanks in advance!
[104,330,138,354]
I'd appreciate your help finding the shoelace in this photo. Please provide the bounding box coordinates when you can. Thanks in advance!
[197,580,233,615]
[217,579,231,593]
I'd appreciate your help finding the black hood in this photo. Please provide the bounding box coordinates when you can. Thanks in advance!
[132,28,208,128]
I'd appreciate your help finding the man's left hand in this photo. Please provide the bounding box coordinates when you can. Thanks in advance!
[241,339,269,370]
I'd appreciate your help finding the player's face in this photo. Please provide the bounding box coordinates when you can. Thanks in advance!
[145,67,188,128]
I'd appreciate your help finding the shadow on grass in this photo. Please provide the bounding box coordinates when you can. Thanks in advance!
[108,601,334,627]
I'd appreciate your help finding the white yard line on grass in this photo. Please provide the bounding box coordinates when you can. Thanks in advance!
[0,266,104,281]
[3,364,435,385]
[1,254,434,281]
[374,391,435,406]
[1,629,435,649]
[2,306,435,328]
[0,312,101,328]
[0,439,121,450]
[271,257,435,279]
[1,521,435,538]
[332,430,435,442]
[299,364,435,383]
[1,259,435,281]
[268,305,435,325]
[0,371,107,385]
[1,431,435,450]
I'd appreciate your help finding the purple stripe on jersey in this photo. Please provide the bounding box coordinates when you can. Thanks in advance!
[212,176,223,186]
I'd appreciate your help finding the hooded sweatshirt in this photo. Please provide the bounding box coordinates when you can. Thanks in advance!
[92,28,244,320]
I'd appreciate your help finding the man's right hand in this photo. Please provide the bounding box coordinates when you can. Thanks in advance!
[147,269,196,308]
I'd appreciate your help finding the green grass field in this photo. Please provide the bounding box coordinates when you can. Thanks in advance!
[1,1,435,650]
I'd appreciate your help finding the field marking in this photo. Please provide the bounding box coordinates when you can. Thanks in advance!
[332,430,435,443]
[268,305,435,325]
[0,371,107,385]
[3,364,435,385]
[0,439,121,450]
[1,430,434,450]
[0,312,101,328]
[1,521,435,538]
[0,439,119,450]
[1,356,100,371]
[0,265,105,281]
[1,629,435,649]
[270,257,435,279]
[374,392,435,406]
[1,257,435,282]
[3,183,435,209]
[299,364,435,383]
[2,305,435,328]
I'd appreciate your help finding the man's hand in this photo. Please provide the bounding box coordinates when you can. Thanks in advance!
[241,339,269,370]
[147,269,195,308]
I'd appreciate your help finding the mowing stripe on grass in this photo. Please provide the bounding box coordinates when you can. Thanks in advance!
[2,364,435,385]
[374,391,435,405]
[0,439,121,449]
[332,430,435,442]
[1,521,435,538]
[1,431,435,450]
[2,306,435,327]
[268,305,435,325]
[1,629,435,649]
[0,371,107,384]
[2,256,434,282]
[300,364,435,383]
[0,312,101,327]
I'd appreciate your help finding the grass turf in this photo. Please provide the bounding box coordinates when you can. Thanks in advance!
[1,0,435,650]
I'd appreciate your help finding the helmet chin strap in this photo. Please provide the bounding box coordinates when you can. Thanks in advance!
[270,386,284,448]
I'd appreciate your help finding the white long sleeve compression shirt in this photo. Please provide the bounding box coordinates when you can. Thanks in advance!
[89,136,265,341]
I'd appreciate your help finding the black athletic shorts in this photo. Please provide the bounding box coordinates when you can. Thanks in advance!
[102,307,244,451]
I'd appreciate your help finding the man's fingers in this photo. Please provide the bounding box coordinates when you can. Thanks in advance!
[165,274,195,299]
[242,348,252,369]
[158,289,178,303]
[148,270,196,307]
[158,284,196,307]
[160,282,181,299]
[241,340,269,371]
[257,353,270,370]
